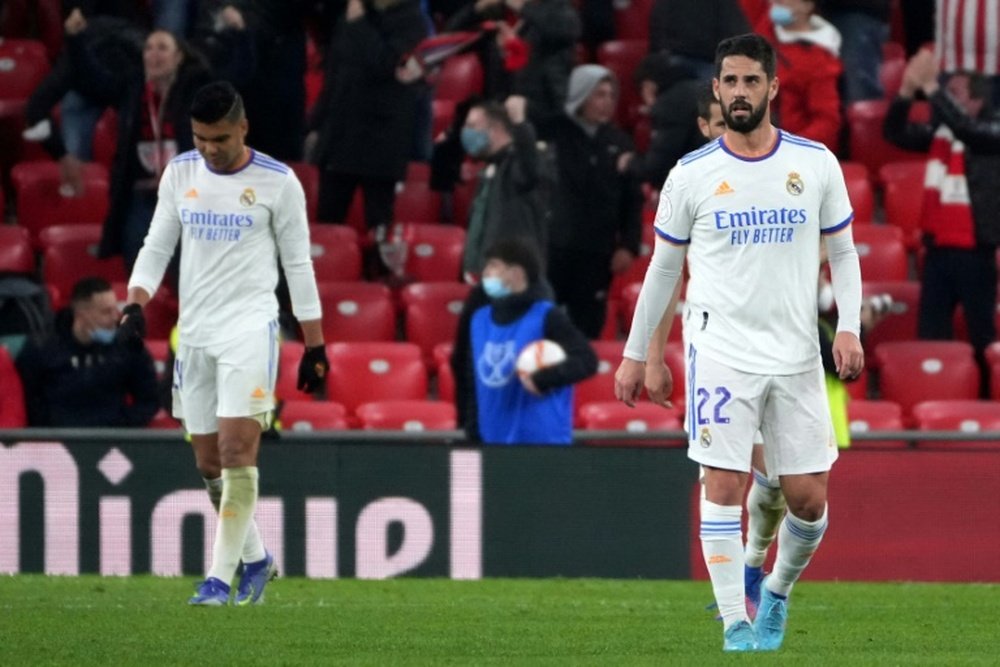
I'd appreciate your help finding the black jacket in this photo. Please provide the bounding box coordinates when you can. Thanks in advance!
[310,2,427,181]
[534,113,642,256]
[629,75,706,188]
[883,90,1000,248]
[450,283,598,441]
[649,0,749,61]
[15,310,159,427]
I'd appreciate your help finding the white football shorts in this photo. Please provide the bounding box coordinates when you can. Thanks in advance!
[684,344,837,476]
[172,320,280,434]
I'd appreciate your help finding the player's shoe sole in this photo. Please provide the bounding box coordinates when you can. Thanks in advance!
[235,552,278,606]
[188,577,230,606]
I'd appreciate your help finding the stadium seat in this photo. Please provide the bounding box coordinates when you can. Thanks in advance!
[911,400,1000,449]
[879,41,906,99]
[394,180,443,223]
[987,342,1000,400]
[355,399,457,431]
[316,281,396,342]
[847,399,906,448]
[147,408,181,429]
[846,100,928,179]
[144,339,171,382]
[613,0,653,40]
[839,161,875,224]
[0,38,50,100]
[860,280,920,354]
[431,99,455,139]
[879,160,927,250]
[578,401,683,447]
[39,224,127,308]
[326,341,428,417]
[875,341,979,419]
[433,53,484,103]
[397,222,465,283]
[0,344,27,427]
[433,342,455,402]
[573,340,624,424]
[399,281,470,367]
[288,161,320,221]
[0,225,34,274]
[596,40,647,127]
[280,399,349,431]
[11,161,111,245]
[405,161,432,183]
[852,224,909,281]
[308,224,362,282]
[276,340,305,401]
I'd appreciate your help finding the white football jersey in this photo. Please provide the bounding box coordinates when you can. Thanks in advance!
[129,149,322,348]
[654,130,853,375]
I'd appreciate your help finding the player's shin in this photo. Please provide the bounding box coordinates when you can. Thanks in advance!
[204,476,267,564]
[206,467,259,585]
[768,505,828,597]
[745,471,787,568]
[700,500,748,628]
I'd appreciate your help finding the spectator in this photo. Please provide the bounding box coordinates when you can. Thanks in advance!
[306,0,427,232]
[883,50,1000,396]
[451,237,597,445]
[819,0,890,103]
[628,53,706,187]
[649,0,750,81]
[15,277,158,427]
[936,0,1000,107]
[534,65,643,338]
[460,96,552,278]
[756,0,843,150]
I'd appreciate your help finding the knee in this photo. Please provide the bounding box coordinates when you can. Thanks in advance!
[196,462,222,479]
[217,435,255,468]
[786,498,827,522]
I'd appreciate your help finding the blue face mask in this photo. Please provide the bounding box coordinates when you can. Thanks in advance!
[769,4,794,26]
[90,327,117,345]
[460,127,490,157]
[481,276,511,299]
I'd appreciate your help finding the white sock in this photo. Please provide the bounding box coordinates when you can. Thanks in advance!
[204,477,266,565]
[768,506,829,598]
[700,500,747,630]
[206,467,259,585]
[744,470,787,568]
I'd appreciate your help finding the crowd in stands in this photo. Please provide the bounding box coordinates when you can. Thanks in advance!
[1,0,1000,442]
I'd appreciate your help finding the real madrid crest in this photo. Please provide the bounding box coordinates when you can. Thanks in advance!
[786,172,804,196]
[699,427,712,448]
[239,187,256,207]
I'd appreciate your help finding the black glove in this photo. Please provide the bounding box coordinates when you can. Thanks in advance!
[117,303,146,343]
[297,344,329,393]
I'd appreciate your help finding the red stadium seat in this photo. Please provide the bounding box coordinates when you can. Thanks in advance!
[0,224,34,274]
[405,161,431,183]
[11,161,110,245]
[879,41,906,99]
[397,222,465,282]
[316,281,396,342]
[288,161,320,222]
[0,344,27,427]
[394,181,443,223]
[356,399,457,431]
[400,281,470,367]
[574,340,624,424]
[280,399,349,431]
[861,280,920,354]
[847,100,927,180]
[0,38,49,100]
[852,224,909,281]
[326,342,428,417]
[276,341,304,401]
[433,342,455,402]
[39,224,127,308]
[308,224,362,282]
[879,160,927,249]
[987,341,1000,400]
[875,341,979,419]
[839,161,874,224]
[847,399,906,448]
[433,53,484,103]
[431,99,456,138]
[144,338,171,382]
[613,0,653,40]
[579,401,683,447]
[596,40,647,127]
[911,400,1000,449]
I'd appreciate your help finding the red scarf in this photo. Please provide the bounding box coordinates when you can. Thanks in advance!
[921,125,976,248]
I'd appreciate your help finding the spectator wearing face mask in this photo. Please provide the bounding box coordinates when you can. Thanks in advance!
[15,277,159,427]
[450,237,597,445]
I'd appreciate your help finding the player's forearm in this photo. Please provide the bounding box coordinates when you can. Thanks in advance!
[299,319,324,348]
[647,279,682,362]
[825,228,862,337]
[623,240,685,361]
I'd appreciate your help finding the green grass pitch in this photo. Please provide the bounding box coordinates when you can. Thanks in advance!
[1,577,996,665]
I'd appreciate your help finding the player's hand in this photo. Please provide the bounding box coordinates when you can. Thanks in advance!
[614,358,645,407]
[297,344,329,393]
[116,303,146,344]
[832,331,864,380]
[645,360,673,408]
[64,8,87,35]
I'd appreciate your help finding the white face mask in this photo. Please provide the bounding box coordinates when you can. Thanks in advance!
[817,283,835,313]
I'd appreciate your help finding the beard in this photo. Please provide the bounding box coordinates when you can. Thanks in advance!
[722,99,768,133]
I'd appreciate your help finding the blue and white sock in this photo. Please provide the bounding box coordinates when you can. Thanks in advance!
[700,500,747,629]
[768,505,829,598]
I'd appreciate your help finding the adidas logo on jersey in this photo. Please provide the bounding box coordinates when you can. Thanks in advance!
[184,188,199,199]
[714,181,734,196]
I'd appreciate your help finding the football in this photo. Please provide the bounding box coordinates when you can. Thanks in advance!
[516,339,567,378]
